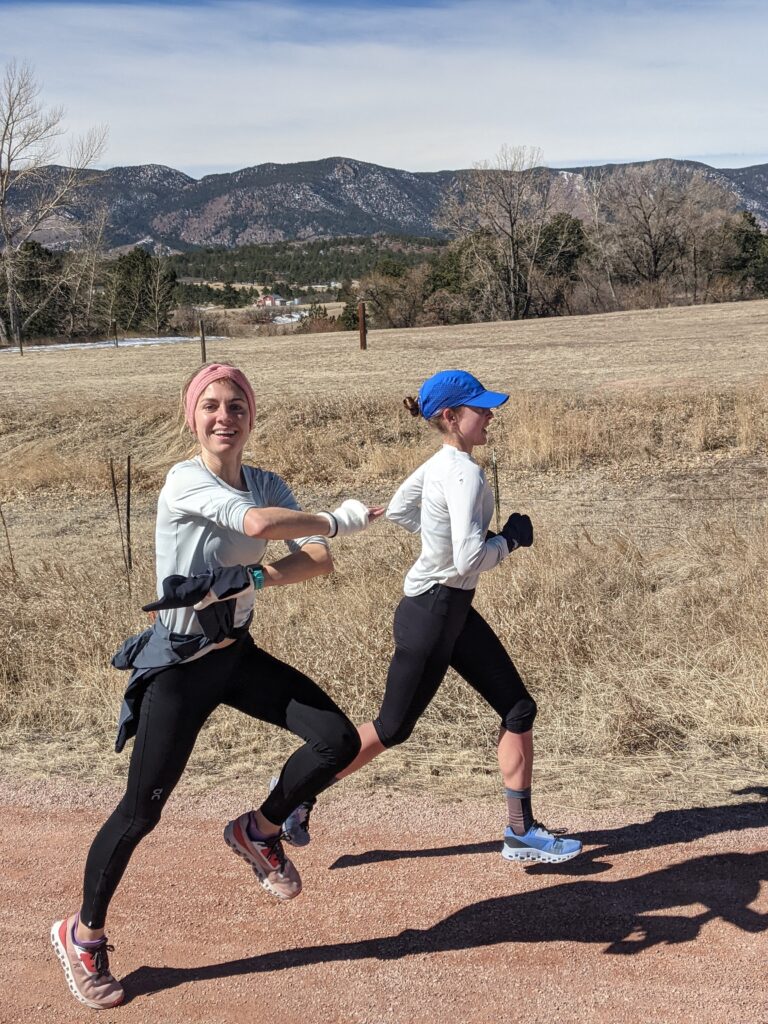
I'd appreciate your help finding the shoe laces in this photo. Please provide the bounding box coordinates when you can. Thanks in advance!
[263,833,288,872]
[91,942,115,978]
[531,820,566,839]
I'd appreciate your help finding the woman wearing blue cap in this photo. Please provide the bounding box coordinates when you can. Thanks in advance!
[280,369,582,864]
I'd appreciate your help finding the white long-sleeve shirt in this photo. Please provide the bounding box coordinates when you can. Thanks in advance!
[155,456,327,639]
[386,444,510,596]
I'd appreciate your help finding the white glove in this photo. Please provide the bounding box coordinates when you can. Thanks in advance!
[320,499,372,537]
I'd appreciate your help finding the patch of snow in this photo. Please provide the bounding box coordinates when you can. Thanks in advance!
[0,335,227,355]
[272,312,306,324]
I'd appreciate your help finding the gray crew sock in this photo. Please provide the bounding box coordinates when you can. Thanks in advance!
[505,787,533,836]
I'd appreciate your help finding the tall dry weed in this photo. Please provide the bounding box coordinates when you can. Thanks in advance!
[3,386,768,499]
[1,518,765,804]
[1,324,767,804]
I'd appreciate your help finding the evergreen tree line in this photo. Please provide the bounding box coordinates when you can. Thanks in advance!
[166,236,444,287]
[0,244,177,342]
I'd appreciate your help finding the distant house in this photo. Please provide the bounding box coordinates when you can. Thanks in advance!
[256,294,284,307]
[306,281,342,292]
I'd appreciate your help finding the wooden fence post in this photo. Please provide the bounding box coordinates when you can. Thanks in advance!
[109,457,131,593]
[358,301,367,350]
[0,503,16,576]
[490,449,501,533]
[199,317,207,363]
[126,454,132,573]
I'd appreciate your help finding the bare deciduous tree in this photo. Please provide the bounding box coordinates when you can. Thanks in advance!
[676,177,740,305]
[579,170,620,310]
[586,162,741,308]
[0,59,107,351]
[599,163,688,306]
[440,145,578,320]
[147,253,177,334]
[61,206,109,338]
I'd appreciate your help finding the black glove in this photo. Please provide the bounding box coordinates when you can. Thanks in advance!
[142,566,254,612]
[500,512,533,550]
[142,566,255,644]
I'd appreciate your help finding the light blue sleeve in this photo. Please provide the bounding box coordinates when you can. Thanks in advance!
[245,467,329,554]
[163,461,254,532]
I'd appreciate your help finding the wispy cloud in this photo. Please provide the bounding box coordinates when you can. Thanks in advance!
[1,0,766,175]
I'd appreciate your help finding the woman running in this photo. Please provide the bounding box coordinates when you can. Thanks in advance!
[51,362,382,1010]
[280,369,582,866]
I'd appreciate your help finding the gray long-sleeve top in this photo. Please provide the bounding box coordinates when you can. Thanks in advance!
[155,456,327,644]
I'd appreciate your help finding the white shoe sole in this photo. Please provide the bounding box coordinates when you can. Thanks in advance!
[50,921,124,1010]
[223,820,301,900]
[501,845,582,864]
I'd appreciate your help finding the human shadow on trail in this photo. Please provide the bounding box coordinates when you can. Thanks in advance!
[328,787,768,873]
[120,849,768,1003]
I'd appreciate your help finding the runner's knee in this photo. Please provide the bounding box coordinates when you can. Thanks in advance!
[373,716,417,748]
[502,697,537,734]
[315,717,361,772]
[113,800,164,841]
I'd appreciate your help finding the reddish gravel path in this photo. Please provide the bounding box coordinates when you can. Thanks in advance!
[2,783,767,1024]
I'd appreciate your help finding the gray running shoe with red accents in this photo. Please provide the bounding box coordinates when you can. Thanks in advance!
[224,812,302,900]
[50,915,124,1010]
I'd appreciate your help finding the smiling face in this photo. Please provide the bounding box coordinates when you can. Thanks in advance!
[193,379,251,461]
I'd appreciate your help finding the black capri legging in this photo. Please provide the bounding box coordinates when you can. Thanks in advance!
[373,584,537,748]
[80,635,360,928]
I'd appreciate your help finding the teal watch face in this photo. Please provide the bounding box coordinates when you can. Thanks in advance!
[249,565,265,590]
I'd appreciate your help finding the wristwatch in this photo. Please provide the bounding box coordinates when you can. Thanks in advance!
[248,564,265,590]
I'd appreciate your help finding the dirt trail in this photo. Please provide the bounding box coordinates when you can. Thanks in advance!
[2,783,767,1024]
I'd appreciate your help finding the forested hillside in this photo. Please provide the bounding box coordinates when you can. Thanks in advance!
[167,236,445,285]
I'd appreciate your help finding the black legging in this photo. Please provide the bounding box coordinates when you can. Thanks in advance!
[374,584,537,748]
[81,635,360,928]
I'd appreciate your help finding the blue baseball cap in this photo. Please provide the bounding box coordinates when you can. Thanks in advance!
[418,370,509,420]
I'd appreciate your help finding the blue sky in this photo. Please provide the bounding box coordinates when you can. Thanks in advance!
[1,0,766,177]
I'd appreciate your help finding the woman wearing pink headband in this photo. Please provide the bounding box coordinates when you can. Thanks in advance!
[52,362,383,1010]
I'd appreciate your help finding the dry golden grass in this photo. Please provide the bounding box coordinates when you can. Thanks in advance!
[1,299,767,806]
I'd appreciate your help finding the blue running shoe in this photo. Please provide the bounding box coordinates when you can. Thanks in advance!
[502,821,582,864]
[268,776,315,848]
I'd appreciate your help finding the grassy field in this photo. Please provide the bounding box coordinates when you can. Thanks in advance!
[1,299,767,807]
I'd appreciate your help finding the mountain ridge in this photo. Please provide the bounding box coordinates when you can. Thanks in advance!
[19,156,768,251]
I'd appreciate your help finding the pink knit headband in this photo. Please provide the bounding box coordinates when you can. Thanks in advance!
[185,364,256,431]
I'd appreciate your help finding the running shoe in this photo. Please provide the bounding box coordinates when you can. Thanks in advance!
[50,915,124,1010]
[268,775,315,848]
[501,822,582,864]
[224,812,302,900]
